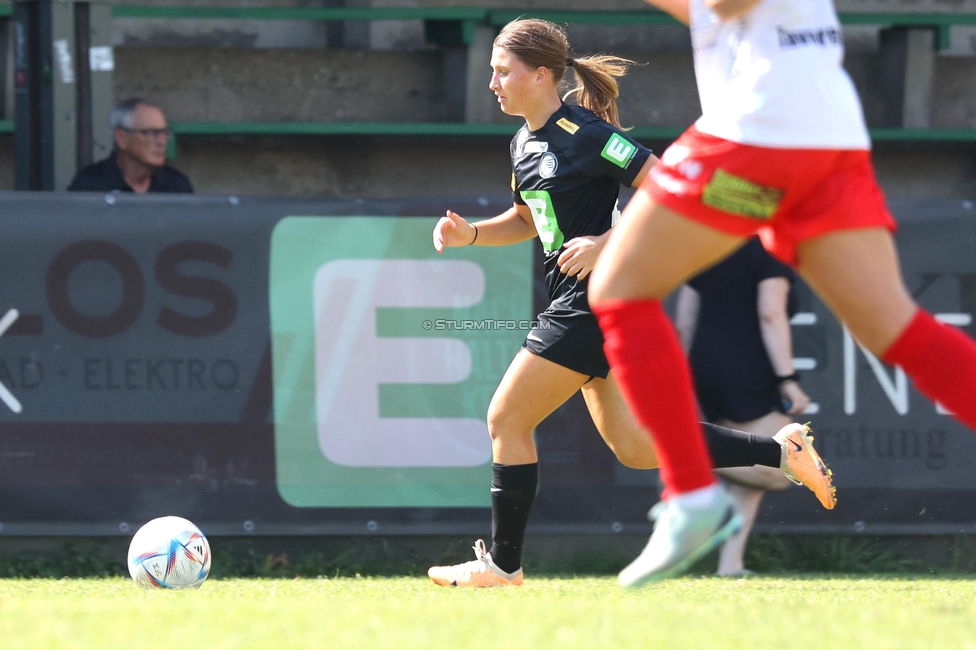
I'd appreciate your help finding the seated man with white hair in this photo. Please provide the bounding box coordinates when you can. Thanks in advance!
[68,97,192,193]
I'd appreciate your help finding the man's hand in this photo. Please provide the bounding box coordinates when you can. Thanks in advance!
[704,0,762,21]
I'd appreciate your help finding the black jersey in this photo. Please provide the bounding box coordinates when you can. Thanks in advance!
[511,103,651,312]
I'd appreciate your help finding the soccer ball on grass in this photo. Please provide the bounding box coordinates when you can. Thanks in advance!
[127,516,211,589]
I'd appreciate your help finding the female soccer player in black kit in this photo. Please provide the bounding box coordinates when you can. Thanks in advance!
[427,18,834,588]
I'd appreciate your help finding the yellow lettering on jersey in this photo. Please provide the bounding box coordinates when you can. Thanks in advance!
[556,118,579,135]
[511,173,517,191]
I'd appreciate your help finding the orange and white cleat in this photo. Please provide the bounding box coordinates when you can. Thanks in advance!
[774,422,837,510]
[428,540,523,587]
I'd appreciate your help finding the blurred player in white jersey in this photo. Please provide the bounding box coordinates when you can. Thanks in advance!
[588,0,976,587]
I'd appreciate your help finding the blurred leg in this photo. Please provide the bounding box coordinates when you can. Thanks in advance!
[713,411,793,576]
[798,229,976,432]
[589,191,745,304]
[715,413,794,492]
[582,372,784,471]
[796,228,915,354]
[590,193,745,496]
[716,485,763,576]
[581,371,658,470]
[588,195,750,586]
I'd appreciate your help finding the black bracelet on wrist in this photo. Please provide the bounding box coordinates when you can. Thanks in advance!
[469,223,479,246]
[776,372,800,384]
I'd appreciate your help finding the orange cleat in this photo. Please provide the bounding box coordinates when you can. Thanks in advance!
[428,540,524,588]
[774,422,837,510]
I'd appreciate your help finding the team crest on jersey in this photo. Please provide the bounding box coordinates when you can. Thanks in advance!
[539,152,558,178]
[556,118,579,134]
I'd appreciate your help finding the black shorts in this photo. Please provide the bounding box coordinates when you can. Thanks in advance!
[695,381,784,424]
[522,308,610,379]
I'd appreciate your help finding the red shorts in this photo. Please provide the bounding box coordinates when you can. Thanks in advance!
[645,126,896,265]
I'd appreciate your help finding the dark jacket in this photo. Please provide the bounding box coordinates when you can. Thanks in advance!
[68,154,193,193]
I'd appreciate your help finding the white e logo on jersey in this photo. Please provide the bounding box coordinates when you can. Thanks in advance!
[601,133,637,168]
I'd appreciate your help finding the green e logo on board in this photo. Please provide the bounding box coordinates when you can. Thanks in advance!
[269,216,533,507]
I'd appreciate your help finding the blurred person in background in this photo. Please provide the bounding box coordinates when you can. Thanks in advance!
[68,97,192,193]
[675,237,822,577]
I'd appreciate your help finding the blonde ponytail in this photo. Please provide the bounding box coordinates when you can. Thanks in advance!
[564,55,634,129]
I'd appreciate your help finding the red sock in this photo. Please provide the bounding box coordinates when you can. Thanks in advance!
[882,309,976,432]
[593,298,715,496]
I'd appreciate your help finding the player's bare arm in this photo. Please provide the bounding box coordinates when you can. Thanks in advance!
[432,205,537,252]
[703,0,762,20]
[757,277,811,415]
[630,154,659,188]
[642,0,689,26]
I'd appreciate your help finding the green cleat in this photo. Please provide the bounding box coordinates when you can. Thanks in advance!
[619,486,742,588]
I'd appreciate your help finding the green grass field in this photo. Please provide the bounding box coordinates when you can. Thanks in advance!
[2,576,975,649]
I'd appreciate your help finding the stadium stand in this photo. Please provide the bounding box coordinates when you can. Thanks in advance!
[102,5,976,139]
[0,2,973,195]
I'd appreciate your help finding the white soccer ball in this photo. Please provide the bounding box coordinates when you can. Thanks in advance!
[127,516,212,589]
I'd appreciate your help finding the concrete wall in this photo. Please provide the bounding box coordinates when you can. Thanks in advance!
[167,135,515,198]
[115,48,451,122]
[933,58,976,128]
[112,45,972,129]
[108,1,976,55]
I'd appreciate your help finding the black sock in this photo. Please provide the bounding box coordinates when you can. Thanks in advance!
[488,462,538,574]
[701,422,781,469]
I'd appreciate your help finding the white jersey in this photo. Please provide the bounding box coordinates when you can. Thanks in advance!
[690,0,870,150]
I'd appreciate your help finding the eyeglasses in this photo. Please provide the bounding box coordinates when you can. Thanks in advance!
[120,127,172,139]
